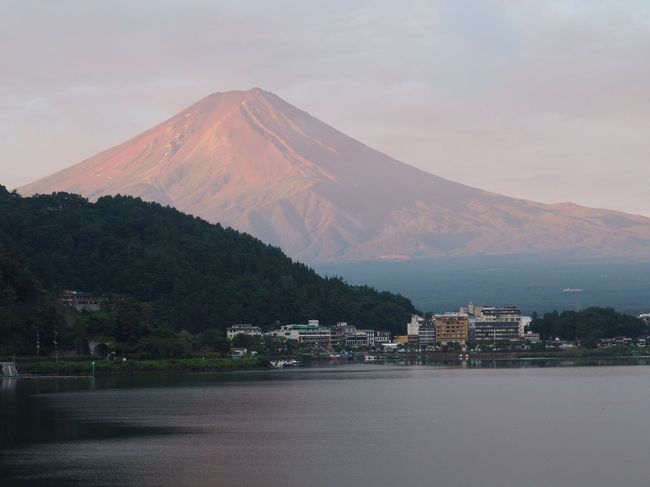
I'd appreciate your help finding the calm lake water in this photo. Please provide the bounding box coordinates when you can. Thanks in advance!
[3,361,650,486]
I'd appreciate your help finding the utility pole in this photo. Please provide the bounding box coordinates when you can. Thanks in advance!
[53,331,59,363]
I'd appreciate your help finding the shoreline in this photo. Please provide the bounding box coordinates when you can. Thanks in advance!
[6,350,650,377]
[9,356,270,377]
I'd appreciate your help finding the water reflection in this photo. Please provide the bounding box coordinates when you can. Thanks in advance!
[2,363,650,487]
[385,356,650,368]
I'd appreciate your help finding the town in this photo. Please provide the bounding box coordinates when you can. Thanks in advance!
[226,304,535,355]
[226,303,650,359]
[4,290,642,373]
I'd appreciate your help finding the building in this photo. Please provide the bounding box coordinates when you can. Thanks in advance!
[471,321,520,342]
[459,303,484,317]
[329,324,386,349]
[418,320,436,346]
[407,314,436,347]
[394,335,409,345]
[479,306,521,321]
[461,304,530,341]
[519,316,532,337]
[521,332,540,343]
[345,332,369,348]
[599,336,633,348]
[58,290,103,311]
[270,323,331,347]
[330,322,358,348]
[330,321,364,347]
[359,330,376,346]
[435,314,469,345]
[375,330,392,345]
[226,324,262,340]
[407,315,422,336]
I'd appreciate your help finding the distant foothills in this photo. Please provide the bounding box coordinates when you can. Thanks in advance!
[1,186,648,368]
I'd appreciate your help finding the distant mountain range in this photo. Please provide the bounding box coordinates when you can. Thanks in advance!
[19,88,650,263]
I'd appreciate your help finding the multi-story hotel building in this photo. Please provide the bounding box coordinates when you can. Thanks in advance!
[435,314,469,345]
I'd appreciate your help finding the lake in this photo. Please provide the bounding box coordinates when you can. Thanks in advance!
[3,362,650,486]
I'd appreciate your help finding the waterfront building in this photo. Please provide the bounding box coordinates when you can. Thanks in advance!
[407,314,422,336]
[471,321,520,342]
[270,323,331,347]
[521,332,540,343]
[345,332,369,347]
[460,304,521,321]
[359,329,376,346]
[226,324,263,339]
[435,314,469,345]
[599,336,633,348]
[330,322,357,347]
[406,315,425,347]
[418,320,436,346]
[375,330,392,344]
[479,306,522,322]
[461,304,530,341]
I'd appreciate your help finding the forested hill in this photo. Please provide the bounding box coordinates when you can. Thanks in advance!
[0,185,414,334]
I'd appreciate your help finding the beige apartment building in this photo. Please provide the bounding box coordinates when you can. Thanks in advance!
[435,315,469,345]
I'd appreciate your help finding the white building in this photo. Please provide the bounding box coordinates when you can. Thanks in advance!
[227,324,263,339]
[375,330,392,344]
[407,314,422,336]
[269,323,331,347]
[359,329,376,346]
[519,316,532,337]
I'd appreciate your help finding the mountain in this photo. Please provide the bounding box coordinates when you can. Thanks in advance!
[0,186,415,339]
[18,88,650,262]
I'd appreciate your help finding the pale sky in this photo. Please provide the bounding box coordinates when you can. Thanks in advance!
[1,0,649,215]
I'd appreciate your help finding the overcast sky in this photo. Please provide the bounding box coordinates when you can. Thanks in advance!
[2,0,649,215]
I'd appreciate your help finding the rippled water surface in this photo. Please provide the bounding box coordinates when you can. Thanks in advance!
[3,362,650,486]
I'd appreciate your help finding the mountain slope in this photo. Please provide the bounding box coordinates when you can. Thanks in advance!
[0,186,414,333]
[19,88,650,262]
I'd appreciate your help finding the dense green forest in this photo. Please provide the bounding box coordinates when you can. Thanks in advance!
[530,307,647,347]
[0,185,415,356]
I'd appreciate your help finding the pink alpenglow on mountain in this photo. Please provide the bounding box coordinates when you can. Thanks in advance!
[18,88,650,262]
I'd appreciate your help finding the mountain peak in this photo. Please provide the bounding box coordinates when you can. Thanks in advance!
[205,86,267,100]
[198,87,281,109]
[17,91,650,262]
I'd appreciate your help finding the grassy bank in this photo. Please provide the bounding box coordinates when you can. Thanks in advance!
[18,356,271,376]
